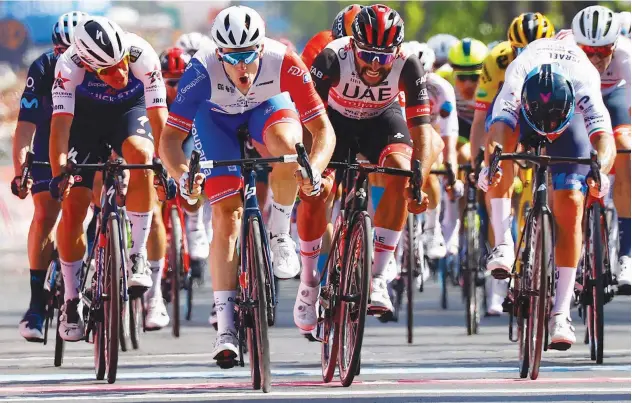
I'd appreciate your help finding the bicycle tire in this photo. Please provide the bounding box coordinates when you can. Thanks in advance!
[406,213,414,344]
[54,308,64,367]
[120,296,130,352]
[186,274,193,321]
[169,206,182,338]
[129,296,143,350]
[338,212,371,387]
[440,258,448,310]
[518,211,538,379]
[248,216,271,392]
[529,212,552,380]
[465,208,479,335]
[587,203,605,364]
[105,216,121,384]
[321,220,343,383]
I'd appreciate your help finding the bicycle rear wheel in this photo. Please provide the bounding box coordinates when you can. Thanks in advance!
[338,212,371,387]
[105,215,121,384]
[465,208,480,335]
[247,216,271,393]
[529,212,552,380]
[405,213,414,344]
[168,206,182,338]
[586,203,605,364]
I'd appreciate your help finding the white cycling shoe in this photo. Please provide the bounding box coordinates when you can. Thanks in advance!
[212,329,239,368]
[59,298,85,342]
[424,230,447,260]
[293,282,319,332]
[270,233,301,279]
[487,243,515,279]
[617,256,631,295]
[370,276,394,313]
[145,297,170,330]
[548,313,575,351]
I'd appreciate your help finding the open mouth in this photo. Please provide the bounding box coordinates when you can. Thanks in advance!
[239,76,249,84]
[365,70,380,78]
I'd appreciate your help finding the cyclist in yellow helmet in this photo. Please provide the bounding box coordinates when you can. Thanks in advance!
[447,37,488,163]
[469,12,554,316]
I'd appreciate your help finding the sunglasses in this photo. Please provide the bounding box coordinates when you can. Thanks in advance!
[455,74,480,83]
[95,54,129,76]
[579,44,615,58]
[354,44,397,65]
[218,49,260,65]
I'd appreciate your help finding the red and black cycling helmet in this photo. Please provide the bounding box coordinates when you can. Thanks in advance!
[159,47,191,80]
[351,4,404,51]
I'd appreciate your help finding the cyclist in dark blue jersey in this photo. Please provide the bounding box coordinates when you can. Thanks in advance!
[11,11,87,343]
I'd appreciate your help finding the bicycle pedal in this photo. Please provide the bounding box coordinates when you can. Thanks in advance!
[216,358,238,370]
[491,268,510,280]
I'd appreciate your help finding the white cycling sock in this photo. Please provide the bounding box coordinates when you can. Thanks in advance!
[442,199,460,252]
[300,238,323,287]
[490,198,513,247]
[552,266,577,318]
[128,211,153,257]
[184,207,204,233]
[373,227,402,277]
[214,290,237,333]
[147,259,164,299]
[60,259,83,301]
[268,200,293,236]
[424,206,441,233]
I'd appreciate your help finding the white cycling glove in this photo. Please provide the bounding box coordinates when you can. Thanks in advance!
[299,167,322,197]
[178,172,200,205]
[446,178,465,199]
[477,166,502,193]
[587,171,611,199]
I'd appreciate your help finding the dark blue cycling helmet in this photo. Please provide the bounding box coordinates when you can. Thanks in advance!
[521,63,575,136]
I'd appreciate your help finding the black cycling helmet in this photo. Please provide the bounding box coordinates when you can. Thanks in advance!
[521,63,575,136]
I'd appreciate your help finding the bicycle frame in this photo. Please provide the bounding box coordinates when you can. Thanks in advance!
[162,196,190,278]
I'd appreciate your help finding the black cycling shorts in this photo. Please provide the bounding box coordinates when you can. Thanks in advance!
[68,100,153,189]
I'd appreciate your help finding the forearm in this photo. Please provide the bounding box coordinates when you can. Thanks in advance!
[12,121,36,176]
[590,132,616,173]
[410,124,437,186]
[148,107,168,156]
[442,135,457,173]
[469,109,487,164]
[159,126,189,180]
[49,117,72,177]
[304,115,336,173]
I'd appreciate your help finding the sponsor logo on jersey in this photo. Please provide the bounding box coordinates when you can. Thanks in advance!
[417,88,428,101]
[181,73,205,93]
[53,104,64,110]
[217,83,235,93]
[153,97,165,104]
[310,66,325,80]
[88,81,109,87]
[341,83,395,102]
[26,76,34,88]
[129,46,143,63]
[303,73,311,83]
[20,97,38,109]
[70,54,83,67]
[175,93,185,104]
[53,72,70,90]
[145,70,162,84]
[287,65,308,77]
[338,47,348,60]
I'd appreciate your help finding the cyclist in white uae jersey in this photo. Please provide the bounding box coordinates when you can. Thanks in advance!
[556,6,632,291]
[480,38,616,349]
[50,16,168,341]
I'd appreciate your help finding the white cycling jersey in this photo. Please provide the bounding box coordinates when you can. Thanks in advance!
[556,29,631,98]
[489,38,612,139]
[52,32,167,116]
[400,72,458,137]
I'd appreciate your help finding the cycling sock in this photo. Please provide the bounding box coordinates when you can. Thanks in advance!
[299,238,323,287]
[618,217,631,258]
[184,207,204,233]
[214,290,237,333]
[127,211,153,257]
[268,200,293,236]
[552,266,577,317]
[203,200,213,242]
[442,200,460,252]
[147,259,165,299]
[373,227,402,277]
[60,259,83,301]
[29,269,46,312]
[424,205,441,233]
[490,198,513,247]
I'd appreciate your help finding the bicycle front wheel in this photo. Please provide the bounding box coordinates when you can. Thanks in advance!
[338,212,371,387]
[465,208,480,336]
[321,222,343,383]
[405,213,414,344]
[247,216,271,393]
[105,215,121,384]
[168,206,182,338]
[586,203,605,364]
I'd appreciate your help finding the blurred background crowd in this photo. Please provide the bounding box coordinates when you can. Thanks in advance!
[0,0,630,165]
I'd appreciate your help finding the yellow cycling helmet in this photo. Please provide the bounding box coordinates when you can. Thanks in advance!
[507,12,555,49]
[447,38,488,74]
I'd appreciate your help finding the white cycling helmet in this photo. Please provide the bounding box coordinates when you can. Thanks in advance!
[403,41,436,72]
[572,6,621,46]
[52,11,88,48]
[211,6,265,49]
[74,16,127,70]
[175,32,210,55]
[619,11,631,38]
[427,34,458,66]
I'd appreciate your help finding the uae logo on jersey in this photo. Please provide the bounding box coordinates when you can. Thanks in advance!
[53,72,70,90]
[145,69,162,84]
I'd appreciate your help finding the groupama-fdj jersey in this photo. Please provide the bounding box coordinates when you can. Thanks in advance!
[488,38,613,190]
[52,32,167,114]
[50,32,167,189]
[18,50,58,193]
[166,38,326,203]
[310,37,431,123]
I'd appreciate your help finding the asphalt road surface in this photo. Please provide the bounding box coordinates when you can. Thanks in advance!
[0,263,629,403]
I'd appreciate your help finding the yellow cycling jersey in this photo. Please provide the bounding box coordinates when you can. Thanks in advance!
[475,41,516,111]
[435,63,454,86]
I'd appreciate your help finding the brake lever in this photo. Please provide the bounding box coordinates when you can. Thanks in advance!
[589,150,601,188]
[488,145,503,186]
[189,150,201,194]
[295,143,315,185]
[412,159,423,202]
[20,151,34,191]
